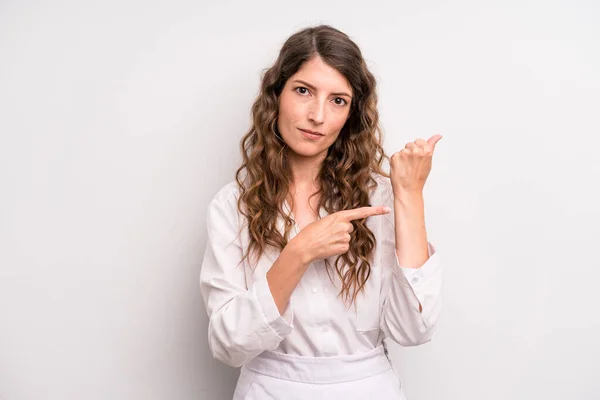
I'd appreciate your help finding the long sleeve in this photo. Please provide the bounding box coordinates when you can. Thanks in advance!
[199,185,294,367]
[377,179,443,346]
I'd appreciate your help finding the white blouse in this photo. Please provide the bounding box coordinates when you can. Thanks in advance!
[199,174,442,368]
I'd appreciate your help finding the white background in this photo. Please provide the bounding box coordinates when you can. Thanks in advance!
[1,0,599,399]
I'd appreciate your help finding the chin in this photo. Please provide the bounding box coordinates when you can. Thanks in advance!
[287,143,328,158]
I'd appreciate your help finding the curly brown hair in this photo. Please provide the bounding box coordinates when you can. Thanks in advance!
[235,25,389,305]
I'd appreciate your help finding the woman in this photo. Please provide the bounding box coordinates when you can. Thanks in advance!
[200,25,443,399]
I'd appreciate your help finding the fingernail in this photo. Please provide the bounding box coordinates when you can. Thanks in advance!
[383,206,391,213]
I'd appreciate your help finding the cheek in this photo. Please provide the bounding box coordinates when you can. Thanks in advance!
[279,95,302,124]
[329,112,349,133]
[325,117,348,143]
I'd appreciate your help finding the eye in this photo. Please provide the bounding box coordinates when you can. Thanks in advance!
[333,97,348,106]
[295,86,309,95]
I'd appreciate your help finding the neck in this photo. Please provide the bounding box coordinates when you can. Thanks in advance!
[287,150,325,193]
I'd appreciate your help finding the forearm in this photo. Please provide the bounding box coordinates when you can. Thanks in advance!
[393,192,429,269]
[266,238,311,314]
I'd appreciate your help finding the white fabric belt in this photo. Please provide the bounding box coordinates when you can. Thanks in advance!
[243,345,392,384]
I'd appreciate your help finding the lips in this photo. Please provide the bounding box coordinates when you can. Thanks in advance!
[299,128,324,136]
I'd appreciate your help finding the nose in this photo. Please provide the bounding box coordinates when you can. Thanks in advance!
[307,98,326,125]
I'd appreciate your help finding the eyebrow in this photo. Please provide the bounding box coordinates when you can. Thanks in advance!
[292,79,353,98]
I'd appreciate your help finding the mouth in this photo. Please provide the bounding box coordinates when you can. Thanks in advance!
[299,128,324,140]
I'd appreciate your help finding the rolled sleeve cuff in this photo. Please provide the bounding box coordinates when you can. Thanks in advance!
[394,242,441,289]
[253,274,294,338]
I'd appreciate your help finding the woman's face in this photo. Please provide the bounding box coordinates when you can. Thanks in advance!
[277,56,353,160]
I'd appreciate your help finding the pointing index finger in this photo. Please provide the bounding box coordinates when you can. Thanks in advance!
[336,206,391,222]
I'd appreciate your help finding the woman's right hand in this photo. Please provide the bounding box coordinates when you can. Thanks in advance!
[292,206,391,264]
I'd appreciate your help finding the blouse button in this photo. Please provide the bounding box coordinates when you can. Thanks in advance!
[312,287,318,294]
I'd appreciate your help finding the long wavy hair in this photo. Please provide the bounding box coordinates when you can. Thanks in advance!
[235,25,389,305]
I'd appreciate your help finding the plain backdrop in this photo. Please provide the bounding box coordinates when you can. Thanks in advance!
[1,0,599,399]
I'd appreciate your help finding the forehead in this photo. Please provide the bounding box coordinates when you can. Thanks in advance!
[290,56,352,95]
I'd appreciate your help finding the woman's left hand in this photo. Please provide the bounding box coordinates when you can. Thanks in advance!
[390,134,443,197]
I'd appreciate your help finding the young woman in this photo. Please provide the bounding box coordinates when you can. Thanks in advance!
[200,24,443,400]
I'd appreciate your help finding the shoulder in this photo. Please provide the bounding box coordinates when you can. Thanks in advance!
[207,180,242,225]
[205,181,245,242]
[211,180,241,206]
[371,172,391,190]
[370,172,394,203]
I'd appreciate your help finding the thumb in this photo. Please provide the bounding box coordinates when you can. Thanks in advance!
[428,134,443,149]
